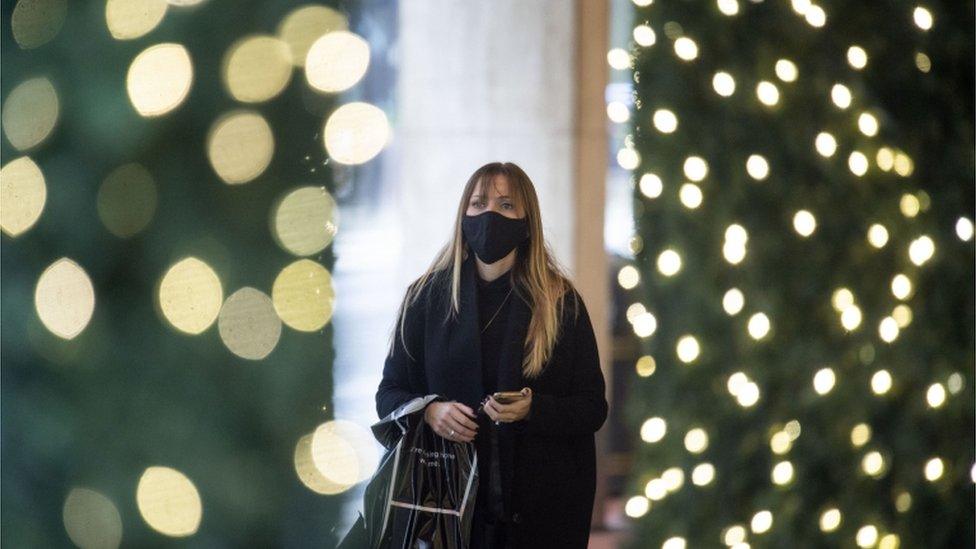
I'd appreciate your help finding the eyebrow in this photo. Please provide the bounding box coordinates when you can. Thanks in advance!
[471,194,511,199]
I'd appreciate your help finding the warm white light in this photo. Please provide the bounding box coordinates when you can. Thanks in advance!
[924,457,944,481]
[891,274,912,300]
[831,84,852,109]
[746,154,769,180]
[868,224,889,248]
[633,24,656,47]
[851,423,872,447]
[871,369,892,394]
[676,335,700,363]
[813,368,836,395]
[856,525,879,547]
[662,537,687,549]
[847,46,868,69]
[771,430,792,454]
[820,508,842,532]
[674,37,698,61]
[657,249,682,276]
[848,151,869,176]
[618,265,640,290]
[955,217,974,241]
[771,461,794,485]
[725,224,748,245]
[640,173,663,198]
[751,510,773,534]
[723,288,745,315]
[775,59,798,82]
[662,467,684,492]
[683,156,709,181]
[805,5,826,27]
[691,463,715,486]
[644,478,667,500]
[791,0,812,15]
[793,210,816,237]
[862,451,885,477]
[913,7,933,30]
[723,525,746,546]
[832,288,855,311]
[858,112,879,136]
[756,81,780,106]
[625,496,650,518]
[713,71,736,96]
[607,48,631,70]
[877,147,895,170]
[632,311,658,338]
[607,101,630,123]
[748,312,771,340]
[653,109,678,133]
[737,382,760,407]
[840,305,862,331]
[815,132,837,157]
[617,148,641,170]
[717,0,739,16]
[926,383,947,408]
[641,417,667,443]
[679,183,702,209]
[908,235,935,266]
[684,428,708,454]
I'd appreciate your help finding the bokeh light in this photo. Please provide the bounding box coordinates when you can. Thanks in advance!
[127,43,194,117]
[158,257,223,335]
[323,102,390,165]
[34,257,96,340]
[2,76,59,151]
[272,259,335,332]
[207,110,275,185]
[136,466,202,537]
[271,186,339,256]
[0,156,47,237]
[222,35,293,103]
[305,31,370,93]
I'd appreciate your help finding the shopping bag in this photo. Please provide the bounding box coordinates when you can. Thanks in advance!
[338,394,480,549]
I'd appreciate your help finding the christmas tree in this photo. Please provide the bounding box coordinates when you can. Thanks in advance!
[0,1,378,545]
[619,1,974,546]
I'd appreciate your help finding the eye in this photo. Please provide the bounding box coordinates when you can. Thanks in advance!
[501,202,513,210]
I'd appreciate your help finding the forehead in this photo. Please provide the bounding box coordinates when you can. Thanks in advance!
[474,174,511,196]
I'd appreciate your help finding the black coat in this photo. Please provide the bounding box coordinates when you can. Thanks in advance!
[375,253,609,548]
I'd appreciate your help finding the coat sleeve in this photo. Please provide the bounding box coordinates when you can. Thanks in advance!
[517,289,609,437]
[375,280,428,420]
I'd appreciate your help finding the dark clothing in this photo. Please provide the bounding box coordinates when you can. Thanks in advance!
[375,252,609,549]
[472,270,515,548]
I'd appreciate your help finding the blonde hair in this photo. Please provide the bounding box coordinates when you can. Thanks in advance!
[388,161,576,379]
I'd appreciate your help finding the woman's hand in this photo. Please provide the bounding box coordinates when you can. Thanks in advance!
[484,387,532,423]
[424,401,479,442]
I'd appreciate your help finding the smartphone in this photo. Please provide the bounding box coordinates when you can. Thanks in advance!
[491,391,527,405]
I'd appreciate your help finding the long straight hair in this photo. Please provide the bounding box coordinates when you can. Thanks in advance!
[388,161,576,379]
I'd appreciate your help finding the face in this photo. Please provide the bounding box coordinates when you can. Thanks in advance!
[466,175,523,219]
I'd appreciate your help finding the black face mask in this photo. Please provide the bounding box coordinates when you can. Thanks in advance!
[461,211,529,264]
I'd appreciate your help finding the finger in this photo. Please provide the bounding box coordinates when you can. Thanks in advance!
[483,400,498,421]
[452,402,477,421]
[443,416,477,439]
[455,402,477,419]
[449,407,479,431]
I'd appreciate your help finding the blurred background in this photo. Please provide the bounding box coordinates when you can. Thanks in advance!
[1,0,972,547]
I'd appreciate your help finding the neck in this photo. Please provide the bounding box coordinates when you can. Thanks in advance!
[473,249,516,282]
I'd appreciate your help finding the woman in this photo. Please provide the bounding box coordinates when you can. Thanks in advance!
[375,161,609,548]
